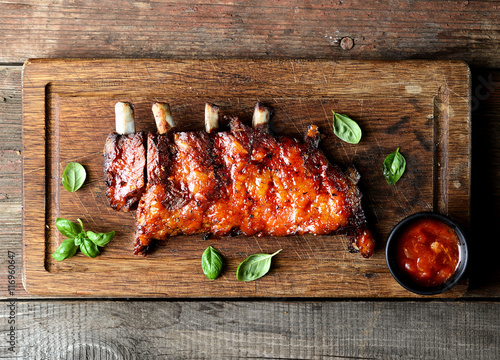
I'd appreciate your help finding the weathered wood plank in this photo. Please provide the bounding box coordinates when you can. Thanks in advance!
[0,67,21,150]
[0,67,24,299]
[0,1,499,67]
[0,300,499,359]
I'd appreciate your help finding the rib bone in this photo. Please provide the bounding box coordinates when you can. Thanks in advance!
[115,102,135,135]
[252,102,270,131]
[205,103,220,133]
[105,103,145,211]
[152,102,175,134]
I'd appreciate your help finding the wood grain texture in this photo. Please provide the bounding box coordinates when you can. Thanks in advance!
[0,67,24,299]
[0,1,499,67]
[21,59,470,298]
[0,300,499,359]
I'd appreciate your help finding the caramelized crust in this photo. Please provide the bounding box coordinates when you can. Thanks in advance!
[134,119,374,257]
[104,132,146,212]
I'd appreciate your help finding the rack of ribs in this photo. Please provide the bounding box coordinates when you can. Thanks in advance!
[104,102,375,258]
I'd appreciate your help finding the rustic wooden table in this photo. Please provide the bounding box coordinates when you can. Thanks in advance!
[1,1,499,358]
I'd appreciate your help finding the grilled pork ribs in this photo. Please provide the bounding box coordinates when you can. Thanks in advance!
[104,102,375,258]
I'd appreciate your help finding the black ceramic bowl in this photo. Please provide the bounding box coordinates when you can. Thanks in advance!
[385,212,469,295]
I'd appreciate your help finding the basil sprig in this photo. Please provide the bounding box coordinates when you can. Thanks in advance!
[236,249,282,282]
[201,246,224,280]
[383,147,406,185]
[62,162,86,192]
[52,218,115,261]
[332,111,362,144]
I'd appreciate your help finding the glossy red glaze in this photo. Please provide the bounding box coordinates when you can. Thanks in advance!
[133,118,374,257]
[396,218,460,287]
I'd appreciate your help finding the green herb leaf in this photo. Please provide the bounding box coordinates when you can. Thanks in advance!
[236,249,282,282]
[62,162,86,192]
[87,231,115,247]
[383,147,406,185]
[55,218,83,238]
[332,111,362,144]
[53,217,114,260]
[201,246,224,280]
[79,238,100,258]
[52,238,78,261]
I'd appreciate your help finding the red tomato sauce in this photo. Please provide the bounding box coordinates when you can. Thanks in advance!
[396,218,460,287]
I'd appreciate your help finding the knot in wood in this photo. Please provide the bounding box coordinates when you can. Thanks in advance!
[340,37,354,50]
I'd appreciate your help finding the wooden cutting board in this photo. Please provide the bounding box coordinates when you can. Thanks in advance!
[22,59,470,298]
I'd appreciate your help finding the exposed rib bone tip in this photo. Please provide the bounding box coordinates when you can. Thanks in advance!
[152,102,175,135]
[115,102,135,135]
[205,103,220,133]
[252,102,270,130]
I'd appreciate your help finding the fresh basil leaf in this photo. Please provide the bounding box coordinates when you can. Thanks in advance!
[87,231,115,247]
[201,246,224,280]
[79,238,100,258]
[62,162,86,192]
[52,238,78,261]
[56,218,83,238]
[236,249,282,282]
[383,147,406,185]
[332,111,362,144]
[73,233,84,247]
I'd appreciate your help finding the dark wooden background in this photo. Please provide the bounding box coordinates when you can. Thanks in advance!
[1,1,499,358]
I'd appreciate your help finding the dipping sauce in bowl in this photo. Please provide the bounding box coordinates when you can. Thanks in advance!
[386,212,468,295]
[396,218,459,287]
